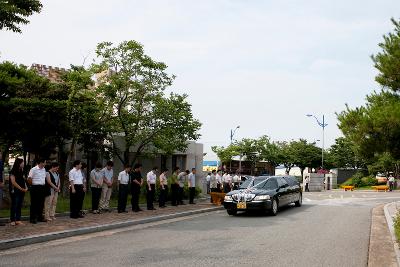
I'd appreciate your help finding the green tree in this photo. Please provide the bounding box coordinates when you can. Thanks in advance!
[0,61,69,163]
[289,139,322,177]
[367,152,399,176]
[337,91,400,167]
[93,41,201,165]
[327,137,362,169]
[211,144,240,165]
[372,18,400,92]
[257,135,283,169]
[0,0,42,33]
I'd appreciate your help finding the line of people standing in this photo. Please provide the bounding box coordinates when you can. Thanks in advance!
[208,170,241,194]
[7,157,198,225]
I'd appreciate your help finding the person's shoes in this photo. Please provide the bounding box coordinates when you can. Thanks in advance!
[78,214,84,218]
[190,202,196,204]
[147,207,156,210]
[0,223,5,226]
[30,220,37,224]
[10,222,16,226]
[51,217,56,220]
[16,221,24,225]
[38,219,47,223]
[171,204,177,206]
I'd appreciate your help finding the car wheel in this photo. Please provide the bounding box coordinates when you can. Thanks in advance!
[270,198,278,216]
[227,209,237,216]
[295,193,302,207]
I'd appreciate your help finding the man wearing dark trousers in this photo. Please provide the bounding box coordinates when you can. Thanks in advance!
[177,170,189,205]
[158,169,169,208]
[69,160,85,219]
[188,168,196,204]
[146,167,158,210]
[130,164,143,212]
[118,165,131,213]
[170,167,180,206]
[28,159,47,224]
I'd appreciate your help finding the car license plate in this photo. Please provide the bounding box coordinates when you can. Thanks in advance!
[237,202,246,209]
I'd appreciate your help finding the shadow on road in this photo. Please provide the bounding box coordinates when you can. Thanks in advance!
[233,203,315,218]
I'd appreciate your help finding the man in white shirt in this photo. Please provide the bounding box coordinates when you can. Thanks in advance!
[69,160,86,219]
[206,172,211,194]
[178,170,189,205]
[28,158,47,224]
[146,167,158,210]
[209,170,218,203]
[233,173,240,190]
[158,169,169,208]
[223,172,232,193]
[188,168,196,204]
[216,170,223,192]
[304,176,310,192]
[389,174,395,191]
[100,161,114,212]
[117,164,131,213]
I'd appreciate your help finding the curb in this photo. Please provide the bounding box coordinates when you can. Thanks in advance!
[384,202,400,267]
[0,206,222,251]
[0,197,211,224]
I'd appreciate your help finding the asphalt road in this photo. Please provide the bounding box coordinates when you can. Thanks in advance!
[2,191,400,267]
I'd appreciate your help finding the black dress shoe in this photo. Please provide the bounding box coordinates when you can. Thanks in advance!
[30,220,37,224]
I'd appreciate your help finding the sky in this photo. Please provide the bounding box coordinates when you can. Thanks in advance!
[1,0,399,160]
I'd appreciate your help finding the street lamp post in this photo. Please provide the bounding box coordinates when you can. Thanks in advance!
[306,114,328,170]
[230,126,240,172]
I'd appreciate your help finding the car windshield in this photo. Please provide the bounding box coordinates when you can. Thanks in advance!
[240,178,267,189]
[253,180,267,189]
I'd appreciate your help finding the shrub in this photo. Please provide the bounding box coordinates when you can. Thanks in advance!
[341,172,378,187]
[394,212,400,242]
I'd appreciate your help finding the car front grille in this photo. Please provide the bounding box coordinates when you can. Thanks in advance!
[232,193,255,202]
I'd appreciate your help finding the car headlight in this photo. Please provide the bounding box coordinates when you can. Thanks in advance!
[253,195,270,201]
[224,195,233,201]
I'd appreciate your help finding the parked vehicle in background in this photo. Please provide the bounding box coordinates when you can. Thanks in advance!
[376,173,388,184]
[223,176,302,216]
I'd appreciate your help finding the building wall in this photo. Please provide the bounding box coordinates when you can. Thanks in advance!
[112,136,204,187]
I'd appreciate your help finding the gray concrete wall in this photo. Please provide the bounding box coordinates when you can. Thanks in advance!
[305,173,325,192]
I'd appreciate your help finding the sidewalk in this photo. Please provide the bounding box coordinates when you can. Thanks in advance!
[0,199,221,250]
[368,203,398,267]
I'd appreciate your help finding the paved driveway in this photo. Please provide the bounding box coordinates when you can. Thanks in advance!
[1,191,399,267]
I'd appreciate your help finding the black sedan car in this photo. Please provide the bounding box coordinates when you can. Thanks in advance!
[223,176,302,216]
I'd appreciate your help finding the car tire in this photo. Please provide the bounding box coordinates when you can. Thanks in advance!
[295,193,302,207]
[270,198,278,216]
[227,209,237,216]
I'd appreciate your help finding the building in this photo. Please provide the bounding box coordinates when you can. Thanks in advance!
[112,135,204,186]
[31,63,67,83]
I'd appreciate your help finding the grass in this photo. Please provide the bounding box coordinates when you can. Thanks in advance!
[394,212,400,243]
[0,192,147,219]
